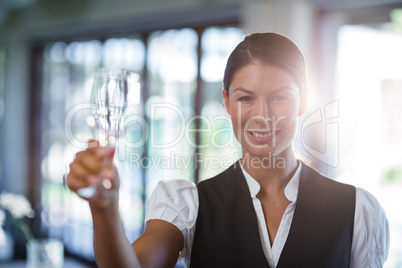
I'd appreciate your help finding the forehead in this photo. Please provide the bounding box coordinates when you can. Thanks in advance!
[229,63,298,94]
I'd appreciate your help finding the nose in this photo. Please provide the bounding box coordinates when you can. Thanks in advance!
[264,102,272,122]
[255,100,272,123]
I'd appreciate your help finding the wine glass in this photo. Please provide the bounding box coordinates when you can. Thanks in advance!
[77,68,141,198]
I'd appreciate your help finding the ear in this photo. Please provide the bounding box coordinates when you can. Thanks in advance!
[222,90,231,116]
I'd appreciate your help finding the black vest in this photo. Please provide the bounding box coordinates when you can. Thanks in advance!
[190,161,356,268]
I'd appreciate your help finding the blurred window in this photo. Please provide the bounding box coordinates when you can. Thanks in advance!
[145,29,198,197]
[199,27,244,180]
[41,37,146,259]
[336,24,402,267]
[38,26,244,262]
[0,45,5,184]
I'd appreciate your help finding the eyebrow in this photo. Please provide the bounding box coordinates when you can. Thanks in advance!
[271,87,293,94]
[232,86,293,94]
[232,87,254,94]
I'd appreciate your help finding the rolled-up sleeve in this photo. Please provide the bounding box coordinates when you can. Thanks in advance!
[145,179,199,265]
[350,188,390,268]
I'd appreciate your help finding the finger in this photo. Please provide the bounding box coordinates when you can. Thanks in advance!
[75,175,101,198]
[66,172,96,192]
[71,172,99,189]
[74,150,103,174]
[86,140,115,159]
[94,147,116,162]
[87,139,100,151]
[68,161,116,189]
[106,147,116,161]
[68,161,97,186]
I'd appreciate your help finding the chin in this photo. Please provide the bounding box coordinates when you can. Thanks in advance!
[246,142,293,159]
[242,149,287,169]
[243,148,278,159]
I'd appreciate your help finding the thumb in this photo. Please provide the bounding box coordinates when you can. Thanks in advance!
[107,147,116,160]
[95,147,116,162]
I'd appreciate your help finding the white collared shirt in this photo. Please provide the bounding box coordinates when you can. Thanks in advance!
[145,162,390,267]
[240,162,301,267]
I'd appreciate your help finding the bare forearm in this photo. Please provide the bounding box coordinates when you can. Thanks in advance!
[67,142,139,267]
[91,202,139,268]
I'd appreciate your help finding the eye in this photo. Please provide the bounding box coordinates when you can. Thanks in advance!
[271,96,288,103]
[238,96,253,102]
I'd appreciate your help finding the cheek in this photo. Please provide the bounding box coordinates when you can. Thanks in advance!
[283,115,299,137]
[277,102,298,118]
[273,106,299,130]
[230,103,248,126]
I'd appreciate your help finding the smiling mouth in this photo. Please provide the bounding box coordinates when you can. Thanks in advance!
[247,130,277,138]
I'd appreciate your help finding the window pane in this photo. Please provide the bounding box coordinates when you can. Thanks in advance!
[146,28,197,197]
[37,25,244,263]
[0,44,5,183]
[41,37,146,260]
[336,25,402,267]
[103,38,145,72]
[199,27,244,180]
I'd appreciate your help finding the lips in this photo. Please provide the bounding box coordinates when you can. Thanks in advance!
[246,129,278,144]
[250,131,274,138]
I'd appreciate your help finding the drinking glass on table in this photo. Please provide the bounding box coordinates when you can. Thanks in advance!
[77,67,141,198]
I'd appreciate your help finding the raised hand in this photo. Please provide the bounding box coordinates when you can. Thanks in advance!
[66,139,119,209]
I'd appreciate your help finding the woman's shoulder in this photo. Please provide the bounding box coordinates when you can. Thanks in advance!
[355,187,384,210]
[351,187,390,267]
[148,179,199,209]
[354,187,389,233]
[153,179,197,195]
[145,179,199,230]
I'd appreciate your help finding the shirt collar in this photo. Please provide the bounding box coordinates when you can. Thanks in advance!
[240,161,302,202]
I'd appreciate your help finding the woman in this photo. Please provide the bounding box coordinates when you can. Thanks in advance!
[67,33,389,268]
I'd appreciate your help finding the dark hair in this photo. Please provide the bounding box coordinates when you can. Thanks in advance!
[223,32,308,98]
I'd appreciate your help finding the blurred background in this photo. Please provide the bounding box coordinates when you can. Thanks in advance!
[0,0,402,267]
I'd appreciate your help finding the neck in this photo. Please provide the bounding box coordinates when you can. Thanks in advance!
[241,147,298,193]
